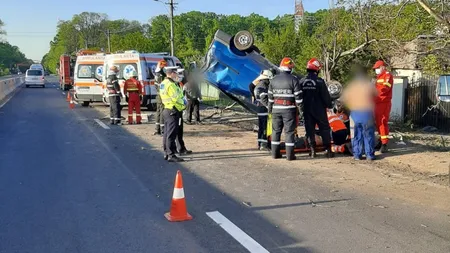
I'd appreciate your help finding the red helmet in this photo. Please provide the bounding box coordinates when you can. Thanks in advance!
[372,60,385,69]
[307,58,322,71]
[279,57,295,71]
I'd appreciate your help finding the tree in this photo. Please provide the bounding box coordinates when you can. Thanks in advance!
[0,18,5,36]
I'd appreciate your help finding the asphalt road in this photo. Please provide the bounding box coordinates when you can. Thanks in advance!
[1,78,449,253]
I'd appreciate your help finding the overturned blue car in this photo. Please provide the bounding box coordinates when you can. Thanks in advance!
[201,30,278,112]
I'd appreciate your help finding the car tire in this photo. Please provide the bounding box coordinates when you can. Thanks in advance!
[41,85,45,88]
[82,101,90,107]
[26,85,29,88]
[233,30,254,51]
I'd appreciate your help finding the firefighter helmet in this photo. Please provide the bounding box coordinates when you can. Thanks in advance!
[372,60,385,69]
[306,58,322,71]
[279,57,295,71]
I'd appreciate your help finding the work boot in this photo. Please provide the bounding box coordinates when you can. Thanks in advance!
[309,146,317,159]
[153,131,161,136]
[178,149,193,155]
[271,145,282,159]
[325,149,335,158]
[286,146,296,161]
[168,156,184,162]
[380,144,389,153]
[164,155,168,160]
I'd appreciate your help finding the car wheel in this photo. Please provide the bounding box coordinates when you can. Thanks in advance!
[26,85,29,88]
[233,30,254,51]
[41,85,45,88]
[82,101,90,107]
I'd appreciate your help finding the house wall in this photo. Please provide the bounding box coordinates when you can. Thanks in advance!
[392,69,422,84]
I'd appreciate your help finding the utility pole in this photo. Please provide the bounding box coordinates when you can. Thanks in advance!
[169,0,175,56]
[107,29,111,53]
[154,0,176,56]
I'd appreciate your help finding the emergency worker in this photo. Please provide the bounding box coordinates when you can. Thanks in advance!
[174,69,192,155]
[124,70,142,124]
[106,65,123,125]
[326,109,349,153]
[268,57,302,161]
[253,69,273,150]
[373,60,393,153]
[160,66,186,162]
[300,58,333,158]
[154,60,167,135]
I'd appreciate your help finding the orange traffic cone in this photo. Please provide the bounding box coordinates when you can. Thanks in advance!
[69,99,75,109]
[66,91,71,102]
[165,170,193,222]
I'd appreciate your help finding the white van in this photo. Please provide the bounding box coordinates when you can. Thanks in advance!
[102,50,183,110]
[73,53,106,107]
[30,64,44,71]
[25,69,45,88]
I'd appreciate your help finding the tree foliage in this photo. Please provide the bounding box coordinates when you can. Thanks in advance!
[43,1,449,81]
[0,19,32,76]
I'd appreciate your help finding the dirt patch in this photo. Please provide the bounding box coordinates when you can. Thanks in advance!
[88,104,450,212]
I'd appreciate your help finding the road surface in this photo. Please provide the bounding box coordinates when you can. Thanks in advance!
[0,77,449,253]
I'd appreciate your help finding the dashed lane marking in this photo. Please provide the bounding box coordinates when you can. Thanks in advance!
[206,211,270,253]
[94,119,110,130]
[62,92,65,95]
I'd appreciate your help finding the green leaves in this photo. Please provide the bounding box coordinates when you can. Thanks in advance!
[42,3,447,80]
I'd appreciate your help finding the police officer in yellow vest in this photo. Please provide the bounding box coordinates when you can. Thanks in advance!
[160,66,187,162]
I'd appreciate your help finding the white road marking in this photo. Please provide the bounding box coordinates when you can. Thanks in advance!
[94,119,110,129]
[73,100,79,105]
[62,92,65,95]
[206,211,270,253]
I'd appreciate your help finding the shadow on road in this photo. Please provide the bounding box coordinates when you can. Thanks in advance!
[251,198,353,211]
[71,102,315,253]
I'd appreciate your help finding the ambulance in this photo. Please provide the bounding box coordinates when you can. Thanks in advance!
[73,51,106,107]
[101,50,183,110]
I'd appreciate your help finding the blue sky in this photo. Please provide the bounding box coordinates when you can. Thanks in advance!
[1,0,329,61]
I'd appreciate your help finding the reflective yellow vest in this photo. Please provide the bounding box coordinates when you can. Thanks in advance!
[160,78,186,111]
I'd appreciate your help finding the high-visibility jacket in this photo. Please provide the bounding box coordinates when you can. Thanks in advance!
[328,112,347,132]
[160,77,186,111]
[124,78,142,94]
[375,70,393,104]
[316,110,347,132]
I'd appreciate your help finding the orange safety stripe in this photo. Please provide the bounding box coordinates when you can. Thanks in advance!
[74,82,97,87]
[380,135,389,139]
[112,60,138,63]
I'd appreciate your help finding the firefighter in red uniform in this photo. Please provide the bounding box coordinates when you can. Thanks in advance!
[373,60,393,153]
[124,70,142,124]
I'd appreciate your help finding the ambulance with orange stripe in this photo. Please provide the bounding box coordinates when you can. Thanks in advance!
[101,50,183,110]
[73,51,106,107]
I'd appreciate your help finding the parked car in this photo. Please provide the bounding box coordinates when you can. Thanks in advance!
[437,75,450,102]
[201,30,277,112]
[25,69,45,88]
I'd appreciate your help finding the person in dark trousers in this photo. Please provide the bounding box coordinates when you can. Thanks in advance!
[154,60,167,135]
[300,58,334,158]
[268,57,303,161]
[184,73,202,124]
[174,69,192,155]
[253,69,274,150]
[160,66,186,162]
[106,65,123,125]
